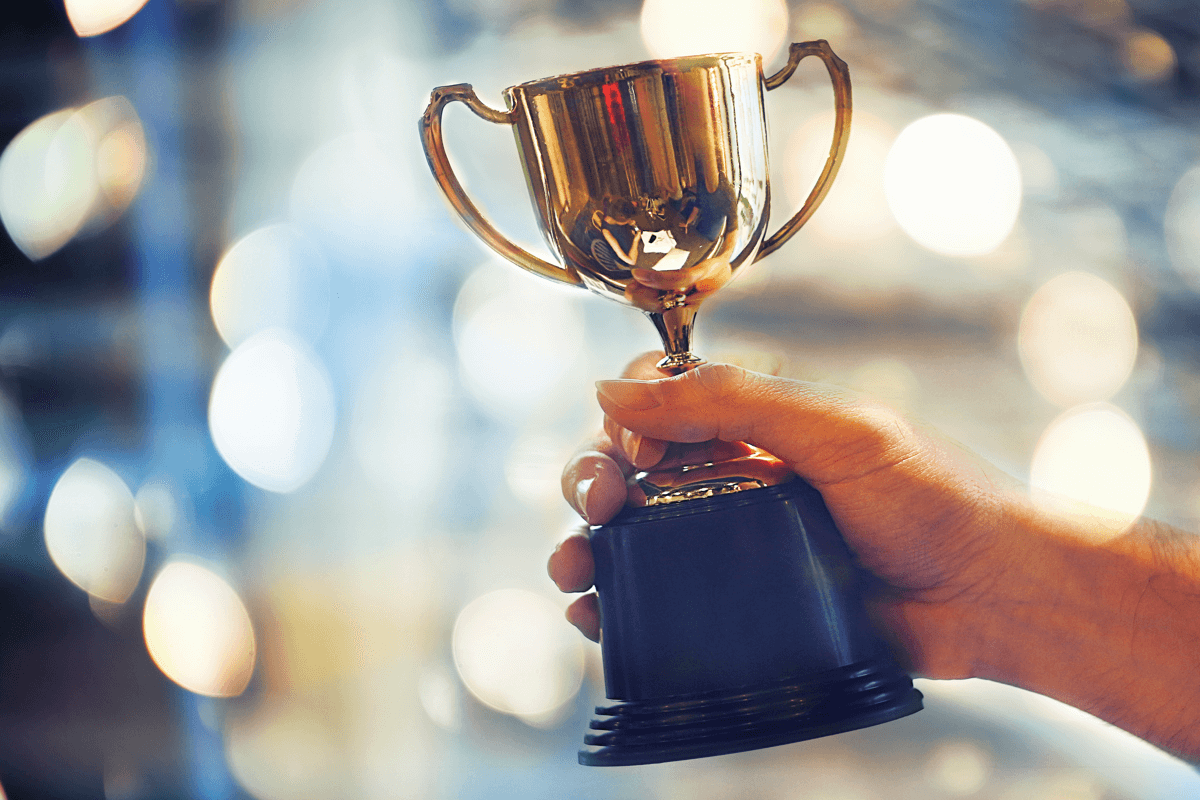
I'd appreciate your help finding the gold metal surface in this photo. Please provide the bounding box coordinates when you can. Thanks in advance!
[638,452,796,506]
[420,42,851,503]
[420,40,851,371]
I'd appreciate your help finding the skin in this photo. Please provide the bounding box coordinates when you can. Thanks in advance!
[548,353,1200,762]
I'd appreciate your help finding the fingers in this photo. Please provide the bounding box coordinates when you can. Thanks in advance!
[559,351,675,523]
[594,363,915,487]
[548,533,600,642]
[610,351,673,468]
[548,532,594,592]
[603,414,669,469]
[565,593,600,642]
[562,446,628,525]
[603,349,788,468]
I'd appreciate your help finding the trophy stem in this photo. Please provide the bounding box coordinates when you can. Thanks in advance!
[648,305,704,374]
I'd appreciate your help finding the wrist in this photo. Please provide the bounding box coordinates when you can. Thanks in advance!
[965,498,1200,759]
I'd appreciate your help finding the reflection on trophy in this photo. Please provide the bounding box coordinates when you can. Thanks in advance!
[421,41,923,766]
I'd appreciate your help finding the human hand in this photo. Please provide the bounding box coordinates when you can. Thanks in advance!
[549,353,1200,760]
[548,352,1023,680]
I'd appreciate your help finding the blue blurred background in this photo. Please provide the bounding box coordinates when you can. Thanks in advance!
[3,0,1200,797]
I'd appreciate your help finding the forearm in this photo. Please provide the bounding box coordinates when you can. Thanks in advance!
[966,502,1200,760]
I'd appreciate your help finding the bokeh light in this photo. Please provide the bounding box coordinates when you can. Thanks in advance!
[209,329,336,493]
[453,263,584,423]
[451,588,585,726]
[786,111,897,244]
[1010,140,1059,198]
[80,96,147,226]
[792,2,855,45]
[289,132,419,265]
[999,771,1106,800]
[505,432,570,508]
[0,97,146,261]
[44,458,145,603]
[925,740,993,796]
[883,113,1022,256]
[418,665,464,731]
[1120,28,1176,83]
[1018,272,1138,408]
[349,348,451,501]
[143,560,256,697]
[226,701,344,800]
[0,109,95,260]
[64,0,151,36]
[210,224,330,349]
[640,0,788,61]
[1029,403,1151,534]
[1165,164,1200,290]
[134,479,178,540]
[848,357,919,410]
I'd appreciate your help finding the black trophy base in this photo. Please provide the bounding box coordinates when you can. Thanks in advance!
[580,656,922,766]
[581,479,923,767]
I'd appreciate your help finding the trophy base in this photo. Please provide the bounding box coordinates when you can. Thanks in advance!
[579,655,922,766]
[581,479,923,767]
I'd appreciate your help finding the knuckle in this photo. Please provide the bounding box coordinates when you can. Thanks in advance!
[689,363,747,399]
[811,398,920,479]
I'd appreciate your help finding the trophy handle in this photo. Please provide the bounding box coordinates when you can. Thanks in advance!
[420,84,583,287]
[756,40,852,261]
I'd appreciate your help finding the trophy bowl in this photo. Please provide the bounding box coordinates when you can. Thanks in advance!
[421,40,922,766]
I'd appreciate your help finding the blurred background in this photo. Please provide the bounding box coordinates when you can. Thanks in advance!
[3,0,1200,797]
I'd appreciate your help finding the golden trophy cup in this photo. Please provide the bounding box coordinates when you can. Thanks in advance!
[421,41,922,766]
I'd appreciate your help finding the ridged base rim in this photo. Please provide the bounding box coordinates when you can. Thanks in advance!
[578,656,922,766]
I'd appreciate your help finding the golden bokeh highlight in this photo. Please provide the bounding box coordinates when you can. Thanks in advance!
[451,588,585,726]
[640,0,788,62]
[1018,272,1138,408]
[792,3,855,45]
[883,114,1022,257]
[65,0,150,36]
[925,740,993,796]
[786,111,897,245]
[143,560,257,697]
[87,97,147,218]
[418,665,464,731]
[210,224,330,349]
[44,458,145,604]
[1029,403,1151,536]
[0,97,145,261]
[848,357,919,411]
[1120,28,1176,83]
[453,263,584,423]
[225,700,344,800]
[0,109,93,261]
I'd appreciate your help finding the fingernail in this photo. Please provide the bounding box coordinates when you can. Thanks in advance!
[620,429,644,464]
[596,379,661,411]
[575,477,595,523]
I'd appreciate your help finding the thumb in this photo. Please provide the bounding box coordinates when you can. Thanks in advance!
[595,363,916,487]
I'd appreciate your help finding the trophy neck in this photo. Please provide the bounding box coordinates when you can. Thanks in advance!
[647,305,703,374]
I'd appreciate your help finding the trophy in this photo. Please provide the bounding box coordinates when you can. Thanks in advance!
[421,41,922,766]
